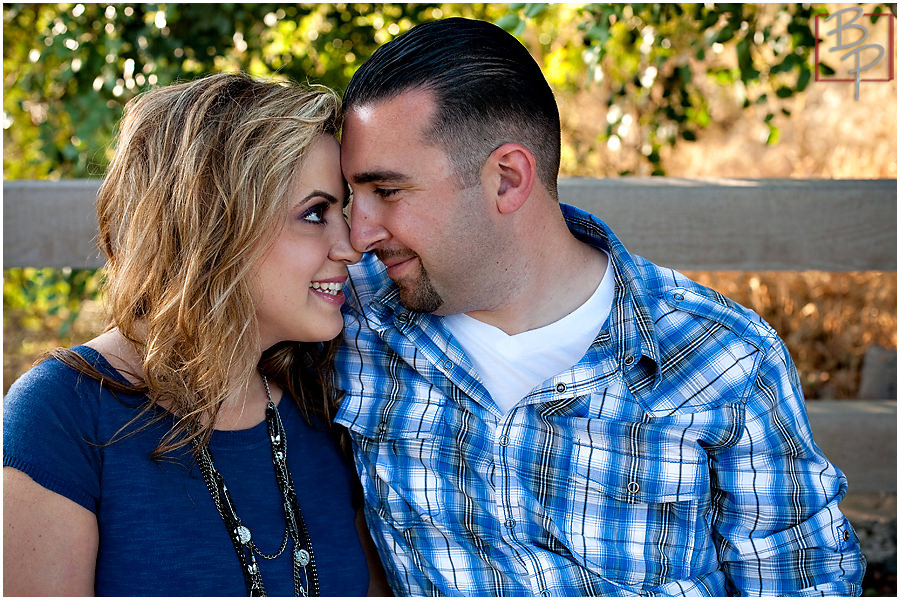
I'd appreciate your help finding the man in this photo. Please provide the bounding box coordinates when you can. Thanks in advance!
[334,17,865,596]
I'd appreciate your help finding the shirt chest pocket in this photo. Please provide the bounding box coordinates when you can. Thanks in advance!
[343,395,446,530]
[562,442,710,585]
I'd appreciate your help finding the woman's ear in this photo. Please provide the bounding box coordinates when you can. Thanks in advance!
[486,143,536,215]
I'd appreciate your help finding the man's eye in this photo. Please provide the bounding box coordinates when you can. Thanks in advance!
[301,203,328,224]
[374,188,400,199]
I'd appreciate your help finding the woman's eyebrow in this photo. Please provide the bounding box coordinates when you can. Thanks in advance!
[301,190,341,205]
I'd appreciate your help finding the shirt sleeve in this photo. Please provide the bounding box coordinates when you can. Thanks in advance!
[710,339,866,596]
[3,357,103,513]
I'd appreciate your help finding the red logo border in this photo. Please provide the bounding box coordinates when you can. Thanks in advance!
[814,12,895,82]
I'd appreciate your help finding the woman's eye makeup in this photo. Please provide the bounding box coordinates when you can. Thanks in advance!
[300,201,329,224]
[297,190,346,226]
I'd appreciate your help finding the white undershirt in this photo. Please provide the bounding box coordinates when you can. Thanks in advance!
[444,252,614,414]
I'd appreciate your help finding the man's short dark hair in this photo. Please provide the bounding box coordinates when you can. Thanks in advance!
[343,17,561,198]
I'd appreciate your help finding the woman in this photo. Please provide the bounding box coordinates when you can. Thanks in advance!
[3,73,385,596]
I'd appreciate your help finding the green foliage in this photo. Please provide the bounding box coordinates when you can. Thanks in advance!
[3,268,103,337]
[4,3,488,179]
[5,2,854,179]
[497,3,827,175]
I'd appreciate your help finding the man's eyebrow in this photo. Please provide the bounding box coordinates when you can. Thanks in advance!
[349,170,411,185]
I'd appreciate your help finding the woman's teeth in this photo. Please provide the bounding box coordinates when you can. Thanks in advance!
[310,281,342,295]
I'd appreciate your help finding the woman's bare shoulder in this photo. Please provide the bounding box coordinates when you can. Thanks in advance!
[83,328,143,385]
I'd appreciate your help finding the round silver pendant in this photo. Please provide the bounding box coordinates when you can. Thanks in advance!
[294,548,310,566]
[236,525,252,545]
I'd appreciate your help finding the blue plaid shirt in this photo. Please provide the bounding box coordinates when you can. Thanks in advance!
[335,203,865,596]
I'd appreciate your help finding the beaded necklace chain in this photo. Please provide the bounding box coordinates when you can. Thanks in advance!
[192,376,320,596]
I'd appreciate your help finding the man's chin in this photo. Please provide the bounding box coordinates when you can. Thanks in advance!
[397,282,444,314]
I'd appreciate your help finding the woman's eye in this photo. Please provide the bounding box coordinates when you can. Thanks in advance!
[301,203,328,224]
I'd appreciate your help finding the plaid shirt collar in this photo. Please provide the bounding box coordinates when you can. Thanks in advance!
[348,203,667,407]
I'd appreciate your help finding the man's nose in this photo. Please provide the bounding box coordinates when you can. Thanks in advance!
[349,197,389,253]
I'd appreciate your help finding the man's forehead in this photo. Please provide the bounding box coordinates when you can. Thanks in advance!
[345,88,437,128]
[343,95,440,160]
[345,103,376,125]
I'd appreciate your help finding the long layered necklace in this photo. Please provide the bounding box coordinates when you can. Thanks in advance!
[192,376,320,596]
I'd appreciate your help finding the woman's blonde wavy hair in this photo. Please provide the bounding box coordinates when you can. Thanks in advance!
[61,72,343,459]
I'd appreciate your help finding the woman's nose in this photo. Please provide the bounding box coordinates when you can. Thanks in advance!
[330,218,363,265]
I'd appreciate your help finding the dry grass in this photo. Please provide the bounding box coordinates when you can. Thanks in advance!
[663,79,898,179]
[6,271,894,400]
[3,299,106,393]
[556,59,897,179]
[685,271,897,399]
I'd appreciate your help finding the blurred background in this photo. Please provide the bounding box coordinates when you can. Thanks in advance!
[3,2,897,593]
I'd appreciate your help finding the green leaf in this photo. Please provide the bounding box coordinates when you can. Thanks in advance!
[818,62,836,76]
[524,3,547,19]
[700,9,719,29]
[725,4,744,28]
[716,26,735,43]
[787,22,816,47]
[61,143,79,160]
[495,14,522,33]
[775,86,794,98]
[711,67,736,84]
[737,38,760,83]
[586,23,610,44]
[797,67,812,91]
[770,53,800,75]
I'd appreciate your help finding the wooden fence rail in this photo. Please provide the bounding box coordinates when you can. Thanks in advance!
[3,177,897,271]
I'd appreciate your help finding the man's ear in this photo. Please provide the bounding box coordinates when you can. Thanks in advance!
[486,143,536,215]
